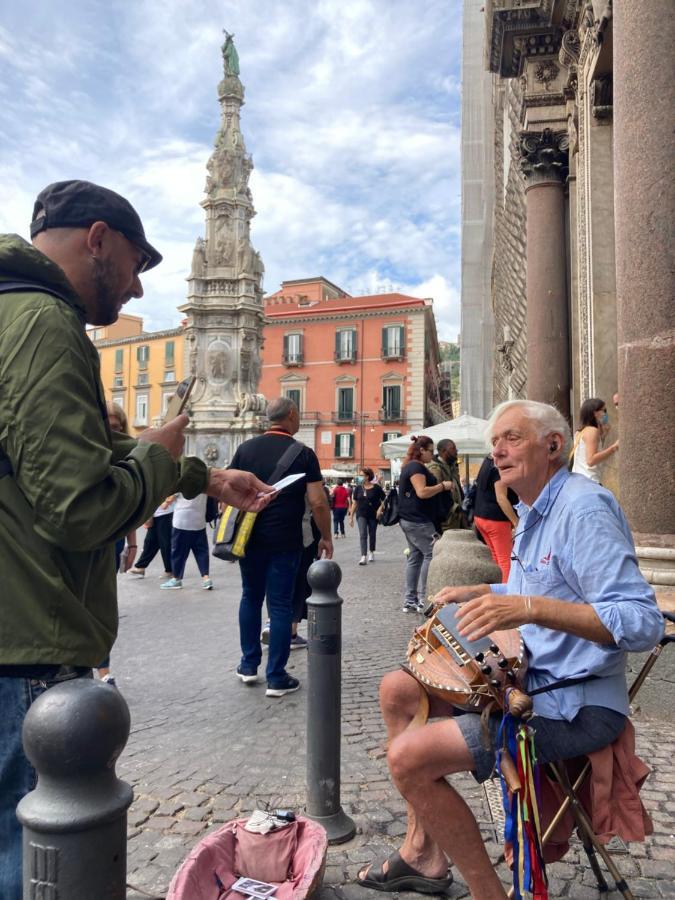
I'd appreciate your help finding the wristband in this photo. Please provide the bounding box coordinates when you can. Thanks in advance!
[127,544,137,548]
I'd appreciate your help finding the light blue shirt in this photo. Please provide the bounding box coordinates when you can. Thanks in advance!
[491,467,663,720]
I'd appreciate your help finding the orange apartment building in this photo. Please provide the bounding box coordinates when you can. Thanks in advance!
[260,277,449,476]
[88,314,186,433]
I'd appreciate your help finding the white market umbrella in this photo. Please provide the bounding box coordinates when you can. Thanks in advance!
[380,413,490,480]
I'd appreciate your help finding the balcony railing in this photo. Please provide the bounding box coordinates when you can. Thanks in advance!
[334,349,357,364]
[379,408,406,423]
[332,409,357,423]
[300,411,321,423]
[381,346,405,361]
[282,351,304,366]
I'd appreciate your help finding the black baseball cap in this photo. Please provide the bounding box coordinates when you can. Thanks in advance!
[30,179,162,271]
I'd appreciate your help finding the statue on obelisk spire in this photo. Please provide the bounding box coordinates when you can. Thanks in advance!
[180,32,267,466]
[221,30,240,75]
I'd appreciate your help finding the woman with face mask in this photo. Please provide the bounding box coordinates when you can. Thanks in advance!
[571,398,619,483]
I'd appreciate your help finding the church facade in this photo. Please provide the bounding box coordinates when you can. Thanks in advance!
[464,1,673,579]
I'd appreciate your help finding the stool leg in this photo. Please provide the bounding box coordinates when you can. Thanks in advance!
[549,763,635,900]
[576,824,610,893]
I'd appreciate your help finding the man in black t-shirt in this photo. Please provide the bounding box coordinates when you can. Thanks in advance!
[229,398,332,697]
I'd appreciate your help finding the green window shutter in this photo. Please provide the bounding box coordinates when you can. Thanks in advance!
[334,434,340,457]
[381,326,387,356]
[399,326,405,354]
[114,349,123,373]
[335,330,341,358]
[352,329,357,355]
[349,433,355,457]
[165,341,175,365]
[392,385,401,412]
[298,334,304,358]
[283,334,289,360]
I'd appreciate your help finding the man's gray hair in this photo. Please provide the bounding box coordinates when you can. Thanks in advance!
[268,395,297,423]
[485,400,572,457]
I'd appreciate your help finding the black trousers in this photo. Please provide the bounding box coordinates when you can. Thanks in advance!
[136,513,173,572]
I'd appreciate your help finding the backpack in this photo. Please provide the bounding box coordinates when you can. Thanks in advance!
[380,487,400,527]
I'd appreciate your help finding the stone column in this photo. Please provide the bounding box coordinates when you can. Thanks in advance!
[614,1,675,553]
[520,130,571,418]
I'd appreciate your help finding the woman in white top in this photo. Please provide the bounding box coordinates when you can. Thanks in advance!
[571,397,619,483]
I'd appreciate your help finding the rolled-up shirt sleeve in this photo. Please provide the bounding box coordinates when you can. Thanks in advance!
[567,506,664,651]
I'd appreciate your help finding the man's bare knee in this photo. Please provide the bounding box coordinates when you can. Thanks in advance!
[380,670,422,725]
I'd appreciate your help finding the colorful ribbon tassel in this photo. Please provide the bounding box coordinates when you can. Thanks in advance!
[496,711,548,899]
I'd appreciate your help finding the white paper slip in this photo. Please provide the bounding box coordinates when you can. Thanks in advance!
[271,472,305,492]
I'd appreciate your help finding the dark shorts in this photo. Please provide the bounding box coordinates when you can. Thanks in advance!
[455,706,627,783]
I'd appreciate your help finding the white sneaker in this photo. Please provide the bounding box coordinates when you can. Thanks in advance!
[368,552,374,562]
[358,556,367,566]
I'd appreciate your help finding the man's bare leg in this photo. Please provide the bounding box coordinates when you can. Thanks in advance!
[388,719,507,900]
[358,671,449,880]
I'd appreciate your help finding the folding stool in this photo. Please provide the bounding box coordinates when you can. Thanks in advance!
[501,610,675,900]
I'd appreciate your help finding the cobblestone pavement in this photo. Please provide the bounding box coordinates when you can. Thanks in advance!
[114,526,675,899]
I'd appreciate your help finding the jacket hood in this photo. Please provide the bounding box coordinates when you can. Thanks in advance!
[0,233,86,318]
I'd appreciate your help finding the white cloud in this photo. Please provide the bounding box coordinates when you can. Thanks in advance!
[1,0,464,342]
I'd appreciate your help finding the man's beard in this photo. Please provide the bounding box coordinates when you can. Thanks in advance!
[91,256,122,325]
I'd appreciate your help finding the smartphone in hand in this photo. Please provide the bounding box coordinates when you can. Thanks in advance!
[163,376,196,422]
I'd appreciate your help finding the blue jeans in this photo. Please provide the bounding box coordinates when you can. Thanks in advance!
[238,548,302,684]
[171,527,210,579]
[332,507,347,535]
[400,519,437,605]
[0,668,92,900]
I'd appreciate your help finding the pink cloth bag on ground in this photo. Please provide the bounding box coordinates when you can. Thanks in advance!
[167,816,328,900]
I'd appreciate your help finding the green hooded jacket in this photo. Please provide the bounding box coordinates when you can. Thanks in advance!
[0,234,208,666]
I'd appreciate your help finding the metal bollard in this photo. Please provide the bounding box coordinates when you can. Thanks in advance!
[17,678,133,899]
[305,559,356,844]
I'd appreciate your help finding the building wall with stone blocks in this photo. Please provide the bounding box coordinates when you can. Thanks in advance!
[490,79,528,404]
[475,0,675,570]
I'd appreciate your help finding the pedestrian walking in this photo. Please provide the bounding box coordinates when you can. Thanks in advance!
[0,179,274,900]
[129,496,175,578]
[570,397,619,484]
[161,493,213,590]
[398,436,454,612]
[349,467,385,564]
[331,479,350,537]
[228,398,333,697]
[473,454,519,582]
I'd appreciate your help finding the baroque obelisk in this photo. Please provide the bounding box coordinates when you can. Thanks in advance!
[180,31,266,466]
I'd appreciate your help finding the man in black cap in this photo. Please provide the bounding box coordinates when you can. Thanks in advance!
[0,180,275,898]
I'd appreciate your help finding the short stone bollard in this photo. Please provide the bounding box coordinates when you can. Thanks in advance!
[17,678,133,900]
[305,559,356,844]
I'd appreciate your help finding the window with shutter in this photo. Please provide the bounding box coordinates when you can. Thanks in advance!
[114,349,124,373]
[284,333,303,365]
[337,387,354,421]
[165,341,175,365]
[137,345,149,370]
[285,388,301,411]
[382,325,405,359]
[383,385,401,420]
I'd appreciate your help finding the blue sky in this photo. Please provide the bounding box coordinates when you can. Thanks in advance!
[0,1,463,340]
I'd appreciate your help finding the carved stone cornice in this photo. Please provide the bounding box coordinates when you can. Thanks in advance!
[519,128,570,185]
[486,0,565,77]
